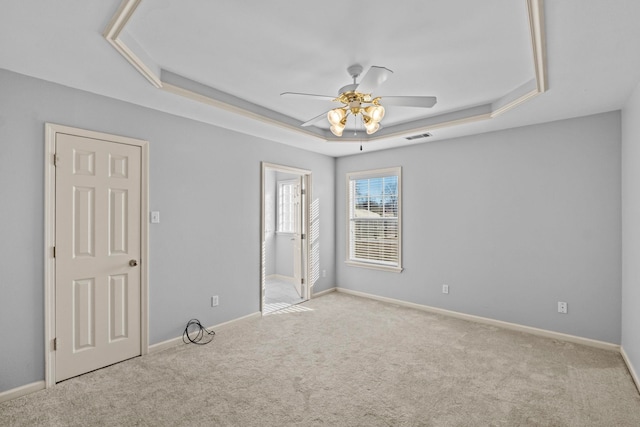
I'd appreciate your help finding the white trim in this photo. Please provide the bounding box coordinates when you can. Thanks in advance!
[261,162,313,313]
[336,288,620,352]
[491,89,540,118]
[621,346,640,395]
[527,0,548,93]
[344,260,403,273]
[161,82,326,140]
[44,124,56,388]
[0,381,45,404]
[102,1,547,143]
[346,167,402,271]
[44,123,150,387]
[103,0,162,88]
[352,112,493,143]
[311,287,337,298]
[149,312,261,354]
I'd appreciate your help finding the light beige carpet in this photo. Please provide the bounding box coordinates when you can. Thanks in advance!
[2,292,640,426]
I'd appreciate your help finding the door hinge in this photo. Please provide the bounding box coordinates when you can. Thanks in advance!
[301,278,304,285]
[53,154,58,166]
[53,338,57,351]
[301,234,306,240]
[301,189,306,195]
[53,246,56,258]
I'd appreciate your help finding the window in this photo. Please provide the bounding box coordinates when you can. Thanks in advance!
[346,167,402,272]
[277,180,297,233]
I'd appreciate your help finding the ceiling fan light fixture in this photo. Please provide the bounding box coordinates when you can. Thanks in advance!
[330,116,347,136]
[283,64,436,139]
[364,119,380,135]
[365,104,385,122]
[330,124,345,136]
[366,123,379,135]
[327,108,346,125]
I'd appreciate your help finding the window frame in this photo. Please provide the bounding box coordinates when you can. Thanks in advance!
[276,179,298,234]
[345,167,403,273]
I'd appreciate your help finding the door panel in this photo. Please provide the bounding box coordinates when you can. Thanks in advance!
[72,278,95,351]
[292,177,302,297]
[55,133,141,382]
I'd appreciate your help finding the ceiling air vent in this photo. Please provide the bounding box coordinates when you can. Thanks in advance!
[405,132,432,141]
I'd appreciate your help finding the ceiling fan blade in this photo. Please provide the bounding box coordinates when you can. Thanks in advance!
[301,110,331,127]
[381,96,437,108]
[281,92,336,102]
[355,66,393,94]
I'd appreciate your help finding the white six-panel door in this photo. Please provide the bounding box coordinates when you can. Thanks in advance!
[55,133,141,382]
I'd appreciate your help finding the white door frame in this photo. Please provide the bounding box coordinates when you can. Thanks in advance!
[260,162,312,313]
[44,123,149,387]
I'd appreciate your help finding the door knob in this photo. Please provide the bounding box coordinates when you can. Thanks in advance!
[129,259,138,267]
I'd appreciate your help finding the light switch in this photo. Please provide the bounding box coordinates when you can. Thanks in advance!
[151,211,160,223]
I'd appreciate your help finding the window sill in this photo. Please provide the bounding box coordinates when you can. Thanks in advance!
[345,260,403,273]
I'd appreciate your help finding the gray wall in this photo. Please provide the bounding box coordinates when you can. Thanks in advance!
[336,112,622,344]
[0,64,632,394]
[0,68,336,393]
[622,81,640,379]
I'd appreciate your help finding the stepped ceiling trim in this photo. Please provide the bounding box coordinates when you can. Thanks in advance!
[103,0,547,144]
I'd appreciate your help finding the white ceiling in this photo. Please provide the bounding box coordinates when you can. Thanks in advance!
[1,0,639,157]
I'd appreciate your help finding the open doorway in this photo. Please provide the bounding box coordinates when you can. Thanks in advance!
[261,163,311,314]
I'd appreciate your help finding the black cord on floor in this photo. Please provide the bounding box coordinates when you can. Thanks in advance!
[182,319,215,345]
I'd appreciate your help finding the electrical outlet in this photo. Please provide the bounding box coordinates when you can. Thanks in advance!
[211,296,219,307]
[442,284,449,294]
[558,301,567,314]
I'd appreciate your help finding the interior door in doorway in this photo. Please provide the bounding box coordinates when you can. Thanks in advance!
[292,176,303,297]
[55,133,141,382]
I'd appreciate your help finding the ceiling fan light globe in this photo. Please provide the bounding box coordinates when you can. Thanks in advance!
[330,124,344,137]
[365,105,385,122]
[366,123,379,135]
[373,105,385,122]
[327,108,346,125]
[365,120,379,134]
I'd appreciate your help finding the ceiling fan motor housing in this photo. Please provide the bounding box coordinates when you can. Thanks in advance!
[347,64,364,80]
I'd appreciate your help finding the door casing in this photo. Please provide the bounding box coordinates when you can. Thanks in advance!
[44,123,149,387]
[261,162,312,312]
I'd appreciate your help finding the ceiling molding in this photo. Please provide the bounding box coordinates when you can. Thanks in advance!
[103,0,162,88]
[341,105,494,143]
[161,82,327,141]
[104,0,548,144]
[527,0,548,92]
[160,70,328,140]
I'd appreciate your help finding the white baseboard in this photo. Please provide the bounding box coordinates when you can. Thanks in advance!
[266,274,296,284]
[312,286,336,298]
[621,346,640,394]
[1,290,629,404]
[149,311,262,354]
[1,312,263,402]
[336,287,620,352]
[0,381,45,404]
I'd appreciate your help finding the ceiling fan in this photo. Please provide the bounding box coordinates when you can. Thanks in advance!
[281,64,437,137]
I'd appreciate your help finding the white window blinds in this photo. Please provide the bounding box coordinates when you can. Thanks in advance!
[347,167,402,271]
[278,180,296,233]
